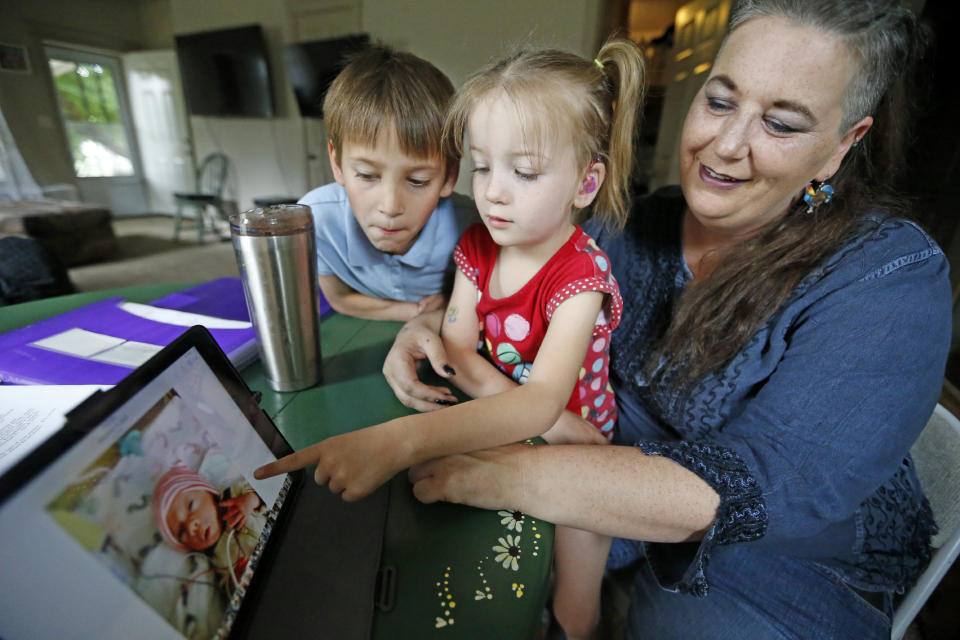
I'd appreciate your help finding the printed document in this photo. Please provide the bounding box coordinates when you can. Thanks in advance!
[0,385,109,475]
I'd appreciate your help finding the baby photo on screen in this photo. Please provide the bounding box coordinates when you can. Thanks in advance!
[45,388,269,640]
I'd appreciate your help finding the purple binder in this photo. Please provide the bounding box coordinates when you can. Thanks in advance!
[0,279,257,385]
[150,277,253,321]
[150,277,332,319]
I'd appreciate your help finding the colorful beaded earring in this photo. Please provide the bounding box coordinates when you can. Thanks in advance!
[804,181,834,213]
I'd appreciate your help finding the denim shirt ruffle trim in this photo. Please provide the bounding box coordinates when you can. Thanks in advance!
[636,440,768,596]
[845,462,938,592]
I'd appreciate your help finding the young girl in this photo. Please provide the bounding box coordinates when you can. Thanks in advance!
[255,39,645,640]
[438,41,644,640]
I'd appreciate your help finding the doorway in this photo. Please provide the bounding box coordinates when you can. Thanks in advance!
[124,50,195,215]
[44,45,147,214]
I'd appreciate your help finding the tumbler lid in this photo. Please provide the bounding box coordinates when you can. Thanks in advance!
[230,204,314,237]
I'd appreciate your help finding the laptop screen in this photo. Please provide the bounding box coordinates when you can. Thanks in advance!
[0,342,291,640]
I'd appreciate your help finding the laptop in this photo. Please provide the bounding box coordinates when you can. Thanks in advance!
[0,325,392,640]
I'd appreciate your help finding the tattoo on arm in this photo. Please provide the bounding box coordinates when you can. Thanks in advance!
[446,306,458,324]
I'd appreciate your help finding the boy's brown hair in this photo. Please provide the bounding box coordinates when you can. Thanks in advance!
[323,44,458,175]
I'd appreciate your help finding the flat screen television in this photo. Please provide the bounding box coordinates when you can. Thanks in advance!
[175,24,275,118]
[283,34,370,118]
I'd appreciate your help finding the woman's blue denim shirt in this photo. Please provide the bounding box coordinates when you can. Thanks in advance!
[586,187,951,597]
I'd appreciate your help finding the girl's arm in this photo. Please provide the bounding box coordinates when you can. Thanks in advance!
[441,275,607,442]
[384,307,607,443]
[255,292,604,500]
[408,291,605,454]
[440,269,521,399]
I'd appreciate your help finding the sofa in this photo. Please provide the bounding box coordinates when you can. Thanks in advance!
[0,199,117,267]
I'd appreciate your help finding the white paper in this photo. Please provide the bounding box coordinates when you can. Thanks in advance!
[31,328,126,358]
[88,341,164,367]
[119,302,252,330]
[0,385,110,475]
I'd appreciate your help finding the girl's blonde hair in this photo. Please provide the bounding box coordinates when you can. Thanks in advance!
[443,39,645,230]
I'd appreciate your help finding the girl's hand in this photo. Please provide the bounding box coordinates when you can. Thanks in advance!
[253,423,404,501]
[220,492,261,530]
[382,310,459,412]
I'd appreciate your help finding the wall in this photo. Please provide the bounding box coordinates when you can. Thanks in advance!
[170,0,606,209]
[0,0,152,189]
[362,0,606,195]
[138,0,176,49]
[168,0,309,213]
[364,0,604,82]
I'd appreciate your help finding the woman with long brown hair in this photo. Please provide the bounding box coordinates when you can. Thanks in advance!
[387,1,950,637]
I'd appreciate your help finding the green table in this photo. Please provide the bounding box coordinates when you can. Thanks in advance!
[0,285,554,639]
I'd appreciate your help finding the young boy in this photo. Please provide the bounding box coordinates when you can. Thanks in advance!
[299,45,476,321]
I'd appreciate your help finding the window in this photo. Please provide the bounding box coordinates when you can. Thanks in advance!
[45,46,138,179]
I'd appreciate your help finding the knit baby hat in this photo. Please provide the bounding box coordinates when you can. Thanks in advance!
[151,464,218,551]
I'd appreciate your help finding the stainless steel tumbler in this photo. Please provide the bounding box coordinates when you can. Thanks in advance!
[230,204,321,392]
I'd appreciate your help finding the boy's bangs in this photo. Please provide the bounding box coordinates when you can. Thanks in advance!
[342,103,449,170]
[394,117,446,165]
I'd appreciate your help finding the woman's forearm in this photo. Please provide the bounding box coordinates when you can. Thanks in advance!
[411,443,721,543]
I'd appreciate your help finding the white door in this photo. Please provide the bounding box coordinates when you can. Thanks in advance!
[124,50,195,214]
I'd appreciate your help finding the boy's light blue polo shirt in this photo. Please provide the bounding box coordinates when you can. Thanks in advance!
[299,183,477,302]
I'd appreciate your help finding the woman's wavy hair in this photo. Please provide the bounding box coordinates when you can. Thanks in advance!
[443,39,646,230]
[648,0,929,387]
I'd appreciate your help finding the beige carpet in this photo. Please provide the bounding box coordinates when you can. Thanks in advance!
[68,215,240,292]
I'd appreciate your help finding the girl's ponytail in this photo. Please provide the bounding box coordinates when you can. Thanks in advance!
[593,39,645,230]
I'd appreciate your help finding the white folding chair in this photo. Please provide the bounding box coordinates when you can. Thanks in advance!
[891,403,960,639]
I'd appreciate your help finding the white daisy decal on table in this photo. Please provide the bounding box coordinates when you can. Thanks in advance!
[493,534,521,571]
[498,509,524,532]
